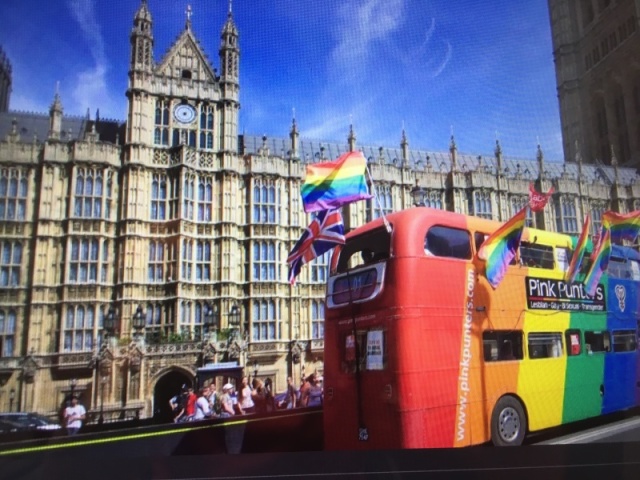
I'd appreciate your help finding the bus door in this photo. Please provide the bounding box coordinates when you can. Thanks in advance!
[325,228,398,450]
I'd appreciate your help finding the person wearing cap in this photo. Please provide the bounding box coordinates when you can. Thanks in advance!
[219,383,235,417]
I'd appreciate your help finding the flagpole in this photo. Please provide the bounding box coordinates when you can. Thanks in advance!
[365,164,392,233]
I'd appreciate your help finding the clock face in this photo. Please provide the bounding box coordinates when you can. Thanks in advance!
[173,104,196,124]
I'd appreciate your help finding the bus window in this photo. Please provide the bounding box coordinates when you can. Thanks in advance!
[630,260,640,280]
[528,332,563,359]
[565,329,582,356]
[483,331,523,361]
[520,242,554,269]
[607,256,627,279]
[612,330,637,353]
[608,256,640,280]
[425,226,471,259]
[584,331,611,353]
[336,227,391,273]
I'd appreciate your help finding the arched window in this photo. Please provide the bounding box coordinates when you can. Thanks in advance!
[0,242,21,287]
[253,300,277,341]
[311,300,325,339]
[0,309,16,357]
[63,305,97,352]
[252,180,279,224]
[253,241,278,281]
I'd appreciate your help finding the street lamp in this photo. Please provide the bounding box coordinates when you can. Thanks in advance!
[104,307,116,341]
[228,304,241,330]
[9,388,15,412]
[252,359,258,381]
[204,303,218,335]
[132,305,145,339]
[69,378,77,398]
[410,185,427,207]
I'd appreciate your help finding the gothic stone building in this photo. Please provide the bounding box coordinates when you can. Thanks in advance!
[0,1,638,421]
[548,0,640,166]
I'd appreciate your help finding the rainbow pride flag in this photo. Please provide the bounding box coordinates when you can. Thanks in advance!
[584,227,611,297]
[602,210,640,243]
[478,206,527,288]
[301,151,372,213]
[565,215,591,283]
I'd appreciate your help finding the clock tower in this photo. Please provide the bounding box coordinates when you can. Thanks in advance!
[118,1,244,346]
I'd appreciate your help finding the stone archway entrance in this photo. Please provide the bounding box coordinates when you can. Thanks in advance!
[153,369,192,423]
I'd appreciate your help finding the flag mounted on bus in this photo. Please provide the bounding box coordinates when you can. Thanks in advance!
[602,210,640,244]
[478,206,527,288]
[301,151,372,213]
[528,184,554,212]
[565,215,591,284]
[287,208,345,285]
[584,227,612,297]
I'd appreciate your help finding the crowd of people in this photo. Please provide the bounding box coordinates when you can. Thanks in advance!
[169,373,323,423]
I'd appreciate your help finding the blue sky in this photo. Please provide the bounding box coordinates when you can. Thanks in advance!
[0,0,564,161]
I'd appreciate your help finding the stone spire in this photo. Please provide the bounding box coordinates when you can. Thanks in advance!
[536,142,544,179]
[348,122,356,152]
[495,139,503,173]
[48,86,63,140]
[611,145,619,182]
[220,0,239,83]
[289,113,299,159]
[401,127,409,166]
[185,4,193,31]
[449,134,457,171]
[130,0,154,72]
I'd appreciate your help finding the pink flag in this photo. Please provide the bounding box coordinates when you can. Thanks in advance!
[528,184,554,212]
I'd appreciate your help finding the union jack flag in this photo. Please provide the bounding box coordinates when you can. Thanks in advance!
[287,209,345,285]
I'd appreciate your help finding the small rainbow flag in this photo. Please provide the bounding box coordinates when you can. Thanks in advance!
[301,151,372,213]
[478,206,527,288]
[584,227,611,297]
[565,215,591,283]
[602,210,640,244]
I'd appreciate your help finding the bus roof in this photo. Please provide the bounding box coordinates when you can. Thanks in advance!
[345,207,571,248]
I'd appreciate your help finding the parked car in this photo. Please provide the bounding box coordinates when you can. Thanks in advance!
[0,419,19,434]
[0,413,62,431]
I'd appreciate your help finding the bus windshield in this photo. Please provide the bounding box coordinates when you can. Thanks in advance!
[335,227,391,273]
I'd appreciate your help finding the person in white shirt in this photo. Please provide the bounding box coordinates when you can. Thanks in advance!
[238,376,255,414]
[64,396,86,435]
[194,386,213,420]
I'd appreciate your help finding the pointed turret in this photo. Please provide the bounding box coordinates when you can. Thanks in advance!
[290,115,299,159]
[449,134,457,171]
[400,127,409,167]
[348,123,356,152]
[130,0,154,73]
[536,142,544,179]
[495,139,503,173]
[220,0,239,87]
[48,89,63,140]
[219,0,240,152]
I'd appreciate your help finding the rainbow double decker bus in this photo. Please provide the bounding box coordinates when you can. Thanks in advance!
[323,207,640,448]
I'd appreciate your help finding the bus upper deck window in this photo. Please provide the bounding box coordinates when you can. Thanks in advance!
[425,226,471,259]
[630,260,640,280]
[520,242,554,269]
[336,227,391,273]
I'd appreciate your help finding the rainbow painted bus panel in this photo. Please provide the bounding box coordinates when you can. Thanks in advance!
[323,208,640,450]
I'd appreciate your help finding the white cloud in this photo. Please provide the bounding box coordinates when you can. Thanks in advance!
[67,0,120,117]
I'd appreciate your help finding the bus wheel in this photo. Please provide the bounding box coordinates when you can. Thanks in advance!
[491,396,527,446]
